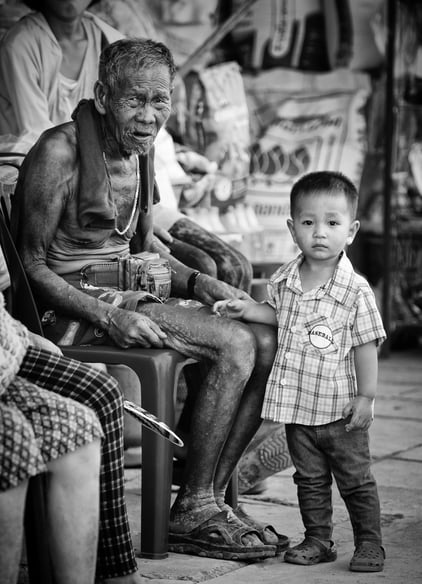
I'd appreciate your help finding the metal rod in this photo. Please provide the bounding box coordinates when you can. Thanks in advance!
[178,0,259,78]
[381,0,396,357]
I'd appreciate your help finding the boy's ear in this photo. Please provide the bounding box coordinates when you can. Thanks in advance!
[94,81,107,115]
[287,218,296,243]
[347,219,360,245]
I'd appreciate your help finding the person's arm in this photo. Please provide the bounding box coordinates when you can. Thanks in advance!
[342,341,378,432]
[213,298,277,325]
[0,31,55,137]
[15,127,166,349]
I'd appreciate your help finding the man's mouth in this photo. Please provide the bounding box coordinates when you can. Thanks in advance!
[133,132,152,141]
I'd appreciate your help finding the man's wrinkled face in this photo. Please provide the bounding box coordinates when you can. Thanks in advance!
[105,64,172,156]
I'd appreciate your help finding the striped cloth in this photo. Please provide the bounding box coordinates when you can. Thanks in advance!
[262,252,386,426]
[18,347,138,579]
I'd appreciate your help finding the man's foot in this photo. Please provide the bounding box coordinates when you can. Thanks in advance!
[284,536,337,565]
[231,504,289,553]
[349,541,385,572]
[168,510,276,560]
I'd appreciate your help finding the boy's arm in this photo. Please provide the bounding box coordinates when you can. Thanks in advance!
[213,299,277,325]
[343,341,378,432]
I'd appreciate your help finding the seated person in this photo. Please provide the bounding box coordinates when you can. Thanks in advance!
[0,288,102,584]
[0,247,142,583]
[12,38,289,560]
[0,0,122,143]
[0,0,251,294]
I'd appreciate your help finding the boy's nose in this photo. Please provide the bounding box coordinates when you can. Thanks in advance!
[313,226,326,237]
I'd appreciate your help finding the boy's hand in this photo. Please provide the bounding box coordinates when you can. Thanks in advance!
[212,299,245,319]
[343,396,375,432]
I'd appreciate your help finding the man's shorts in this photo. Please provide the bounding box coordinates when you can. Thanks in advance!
[41,287,203,346]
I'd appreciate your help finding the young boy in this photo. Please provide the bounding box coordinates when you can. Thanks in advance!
[213,171,386,572]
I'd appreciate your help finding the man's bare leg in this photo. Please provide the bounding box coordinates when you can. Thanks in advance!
[139,302,263,547]
[213,322,277,498]
[210,323,283,546]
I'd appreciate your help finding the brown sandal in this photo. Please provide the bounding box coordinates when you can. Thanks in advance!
[233,505,290,554]
[168,510,277,560]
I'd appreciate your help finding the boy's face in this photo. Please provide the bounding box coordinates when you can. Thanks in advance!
[287,191,360,263]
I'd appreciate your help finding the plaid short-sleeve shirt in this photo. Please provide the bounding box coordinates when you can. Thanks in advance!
[261,252,386,426]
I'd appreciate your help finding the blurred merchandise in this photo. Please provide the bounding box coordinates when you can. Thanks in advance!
[244,68,371,192]
[184,61,251,181]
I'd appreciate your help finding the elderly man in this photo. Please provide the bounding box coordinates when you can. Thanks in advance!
[12,38,288,569]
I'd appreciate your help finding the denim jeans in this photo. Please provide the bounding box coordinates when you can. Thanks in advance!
[285,417,382,546]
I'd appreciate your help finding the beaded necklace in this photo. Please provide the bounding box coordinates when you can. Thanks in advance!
[102,152,140,236]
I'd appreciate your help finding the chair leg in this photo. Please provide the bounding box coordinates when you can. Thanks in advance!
[61,346,192,559]
[25,475,54,584]
[123,354,190,559]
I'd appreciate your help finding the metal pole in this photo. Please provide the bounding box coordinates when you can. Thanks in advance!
[178,0,260,78]
[381,0,396,358]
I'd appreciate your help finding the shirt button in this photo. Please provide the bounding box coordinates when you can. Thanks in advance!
[285,352,291,359]
[291,326,296,333]
[280,378,286,385]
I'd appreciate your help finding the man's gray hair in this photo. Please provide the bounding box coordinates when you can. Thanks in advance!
[99,38,177,95]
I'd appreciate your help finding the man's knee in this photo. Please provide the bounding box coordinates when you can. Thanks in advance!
[250,323,278,367]
[221,323,257,379]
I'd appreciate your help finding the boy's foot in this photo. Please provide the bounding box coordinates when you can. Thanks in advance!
[349,541,385,572]
[284,536,337,565]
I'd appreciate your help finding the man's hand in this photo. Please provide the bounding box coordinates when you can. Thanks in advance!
[343,396,375,432]
[193,273,252,306]
[108,307,167,349]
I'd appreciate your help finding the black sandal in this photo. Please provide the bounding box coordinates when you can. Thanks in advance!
[349,541,385,572]
[284,536,337,565]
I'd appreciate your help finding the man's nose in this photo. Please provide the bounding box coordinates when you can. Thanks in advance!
[135,101,155,122]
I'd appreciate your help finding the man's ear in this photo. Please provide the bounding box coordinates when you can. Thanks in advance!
[347,219,360,245]
[94,81,107,115]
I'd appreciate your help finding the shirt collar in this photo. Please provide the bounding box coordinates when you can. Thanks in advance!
[272,251,358,304]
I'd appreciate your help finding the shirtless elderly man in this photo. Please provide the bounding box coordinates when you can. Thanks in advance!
[12,38,288,573]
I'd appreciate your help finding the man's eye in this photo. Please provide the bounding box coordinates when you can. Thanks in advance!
[153,97,170,107]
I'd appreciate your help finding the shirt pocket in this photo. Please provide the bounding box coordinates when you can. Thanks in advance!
[301,313,344,377]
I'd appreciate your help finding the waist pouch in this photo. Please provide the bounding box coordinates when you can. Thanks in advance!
[79,252,160,291]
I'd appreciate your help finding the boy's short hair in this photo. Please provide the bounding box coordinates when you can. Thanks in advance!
[290,171,359,218]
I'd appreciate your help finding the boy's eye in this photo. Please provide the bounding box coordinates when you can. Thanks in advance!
[329,220,339,226]
[302,220,313,226]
